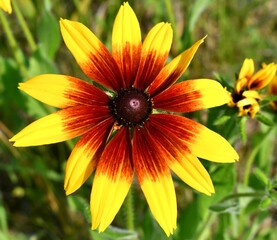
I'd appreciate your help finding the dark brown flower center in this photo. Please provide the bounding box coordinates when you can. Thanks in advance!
[109,87,153,127]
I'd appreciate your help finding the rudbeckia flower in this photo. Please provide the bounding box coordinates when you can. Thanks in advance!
[0,0,12,14]
[268,65,277,111]
[229,58,276,117]
[10,2,238,236]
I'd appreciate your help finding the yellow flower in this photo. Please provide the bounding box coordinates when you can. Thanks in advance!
[10,2,238,236]
[268,65,277,111]
[230,58,276,117]
[0,0,12,14]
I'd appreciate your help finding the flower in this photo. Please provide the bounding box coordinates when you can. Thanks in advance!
[0,0,12,14]
[268,65,277,111]
[10,2,238,236]
[229,58,276,117]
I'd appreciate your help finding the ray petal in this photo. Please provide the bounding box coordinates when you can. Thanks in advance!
[238,58,254,80]
[134,22,173,90]
[112,2,142,87]
[148,37,206,96]
[153,79,229,112]
[64,117,114,195]
[248,63,276,90]
[150,114,239,163]
[144,121,214,195]
[133,127,177,236]
[0,0,12,14]
[10,105,110,146]
[91,127,133,232]
[19,74,110,108]
[60,19,123,90]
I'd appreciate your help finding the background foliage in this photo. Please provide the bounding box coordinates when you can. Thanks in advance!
[0,0,276,239]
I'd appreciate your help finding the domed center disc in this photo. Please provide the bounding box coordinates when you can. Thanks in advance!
[109,88,152,127]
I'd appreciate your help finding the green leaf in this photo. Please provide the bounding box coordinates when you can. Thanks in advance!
[90,226,138,240]
[209,200,238,213]
[255,113,274,126]
[37,9,61,59]
[239,117,247,143]
[259,95,277,105]
[198,164,236,218]
[188,0,212,32]
[0,201,8,233]
[27,47,58,77]
[177,199,200,239]
[213,115,232,126]
[259,196,272,210]
[253,168,269,187]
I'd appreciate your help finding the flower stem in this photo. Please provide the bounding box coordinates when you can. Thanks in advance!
[243,128,271,186]
[125,187,135,231]
[164,0,182,52]
[12,0,37,52]
[0,10,27,76]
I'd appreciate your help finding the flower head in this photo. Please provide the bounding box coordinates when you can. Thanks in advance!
[229,58,276,117]
[268,65,277,111]
[10,2,238,236]
[0,0,12,14]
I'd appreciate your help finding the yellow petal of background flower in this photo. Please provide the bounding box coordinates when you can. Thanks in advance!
[60,19,123,90]
[0,0,12,14]
[238,58,254,80]
[133,128,177,236]
[248,62,276,90]
[242,90,261,100]
[153,79,229,112]
[134,22,173,90]
[64,118,114,195]
[91,128,133,232]
[112,2,141,87]
[148,37,206,96]
[10,106,110,146]
[19,74,110,108]
[150,114,239,163]
[145,120,214,195]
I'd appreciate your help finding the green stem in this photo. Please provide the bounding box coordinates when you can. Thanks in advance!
[0,10,27,76]
[195,212,215,240]
[243,128,272,186]
[164,0,182,51]
[125,187,135,231]
[220,192,264,203]
[12,0,37,52]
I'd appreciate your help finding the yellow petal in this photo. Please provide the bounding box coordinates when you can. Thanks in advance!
[134,22,173,89]
[144,121,214,195]
[60,19,123,90]
[19,74,110,108]
[91,128,133,232]
[10,106,110,146]
[148,36,206,96]
[140,173,177,236]
[170,155,215,195]
[64,118,114,195]
[150,114,239,163]
[235,77,248,94]
[238,58,254,80]
[153,79,229,112]
[248,62,276,90]
[112,2,141,87]
[0,0,12,14]
[133,127,177,236]
[242,90,261,100]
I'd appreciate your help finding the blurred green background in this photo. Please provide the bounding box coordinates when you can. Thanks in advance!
[0,0,276,239]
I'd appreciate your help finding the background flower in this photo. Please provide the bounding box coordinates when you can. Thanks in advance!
[0,0,12,13]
